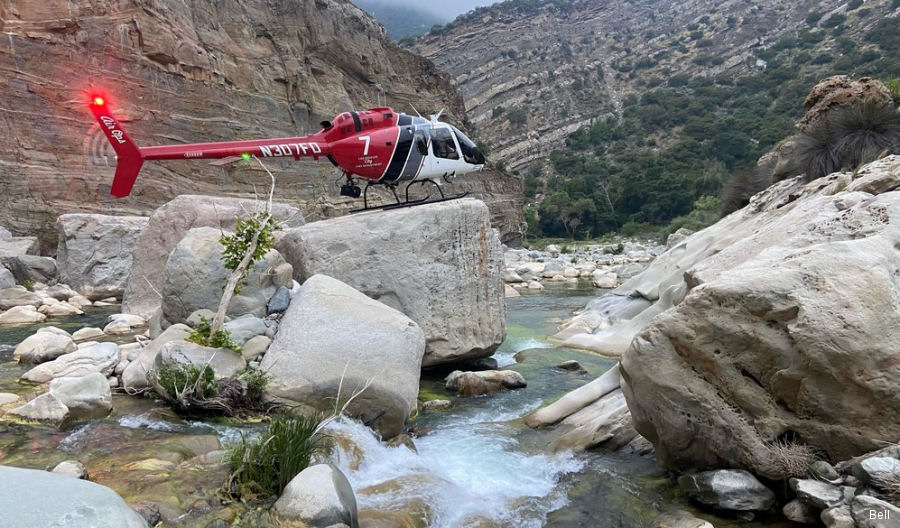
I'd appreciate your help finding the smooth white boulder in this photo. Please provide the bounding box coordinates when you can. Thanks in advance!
[0,465,147,527]
[274,464,358,528]
[20,342,119,384]
[14,332,76,364]
[260,275,425,437]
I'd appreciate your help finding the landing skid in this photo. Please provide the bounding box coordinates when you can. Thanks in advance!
[349,179,468,213]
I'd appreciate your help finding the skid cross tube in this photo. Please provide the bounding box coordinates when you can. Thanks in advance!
[349,179,469,213]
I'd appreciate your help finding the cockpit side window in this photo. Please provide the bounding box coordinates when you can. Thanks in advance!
[431,127,459,160]
[452,126,486,165]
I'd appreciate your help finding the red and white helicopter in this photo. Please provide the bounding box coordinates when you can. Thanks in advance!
[88,95,486,211]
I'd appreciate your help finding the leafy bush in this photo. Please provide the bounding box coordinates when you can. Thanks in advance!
[820,14,845,28]
[21,279,34,292]
[620,221,659,238]
[187,317,242,355]
[224,415,327,501]
[604,242,625,255]
[220,212,278,288]
[665,195,720,234]
[239,368,269,397]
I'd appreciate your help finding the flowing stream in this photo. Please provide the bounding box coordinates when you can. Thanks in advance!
[0,285,792,527]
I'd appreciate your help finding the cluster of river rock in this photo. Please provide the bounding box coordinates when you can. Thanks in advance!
[2,159,900,527]
[0,196,512,526]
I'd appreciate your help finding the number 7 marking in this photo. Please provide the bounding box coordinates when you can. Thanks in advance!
[359,135,371,156]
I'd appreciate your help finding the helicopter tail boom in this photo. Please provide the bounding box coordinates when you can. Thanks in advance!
[89,95,330,197]
[89,97,145,197]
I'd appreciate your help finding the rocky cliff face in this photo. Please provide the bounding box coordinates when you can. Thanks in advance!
[416,0,897,171]
[0,0,523,249]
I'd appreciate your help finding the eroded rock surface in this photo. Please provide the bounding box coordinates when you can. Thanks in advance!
[619,156,900,478]
[277,198,505,366]
[56,214,148,300]
[260,275,425,438]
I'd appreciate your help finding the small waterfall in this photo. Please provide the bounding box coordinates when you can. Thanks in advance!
[327,417,584,528]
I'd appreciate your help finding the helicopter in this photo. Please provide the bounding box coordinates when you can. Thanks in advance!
[88,95,487,212]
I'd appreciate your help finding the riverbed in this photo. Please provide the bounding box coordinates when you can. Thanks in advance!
[0,284,793,527]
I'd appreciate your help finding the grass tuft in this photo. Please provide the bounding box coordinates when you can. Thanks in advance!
[765,438,818,479]
[223,414,328,502]
[795,101,900,182]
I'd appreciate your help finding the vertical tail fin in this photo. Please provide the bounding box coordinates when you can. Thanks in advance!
[88,97,144,197]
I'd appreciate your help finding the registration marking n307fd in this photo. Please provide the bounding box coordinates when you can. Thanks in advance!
[260,143,322,157]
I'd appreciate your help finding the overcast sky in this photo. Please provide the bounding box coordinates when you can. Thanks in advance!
[366,0,497,20]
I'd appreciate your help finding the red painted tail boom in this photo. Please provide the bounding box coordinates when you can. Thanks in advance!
[88,96,330,197]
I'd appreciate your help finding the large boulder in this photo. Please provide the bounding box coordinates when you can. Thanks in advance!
[48,373,113,420]
[850,495,900,528]
[13,331,76,364]
[0,287,42,310]
[274,464,358,528]
[799,75,895,132]
[0,465,147,527]
[7,393,69,424]
[0,305,45,324]
[5,255,57,284]
[160,227,292,324]
[122,195,303,318]
[154,341,245,382]
[276,198,504,366]
[444,370,526,396]
[56,214,149,300]
[260,275,425,438]
[619,156,900,478]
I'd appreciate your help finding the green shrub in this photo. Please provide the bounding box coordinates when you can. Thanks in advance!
[665,195,720,233]
[220,211,278,290]
[604,242,625,255]
[224,415,327,501]
[21,279,34,292]
[886,77,900,104]
[187,317,242,355]
[239,368,269,398]
[157,360,218,402]
[820,14,845,28]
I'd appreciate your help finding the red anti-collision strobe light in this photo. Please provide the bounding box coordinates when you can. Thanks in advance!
[92,96,105,106]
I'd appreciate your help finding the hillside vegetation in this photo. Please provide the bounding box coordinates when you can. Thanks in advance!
[417,0,900,239]
[353,0,446,40]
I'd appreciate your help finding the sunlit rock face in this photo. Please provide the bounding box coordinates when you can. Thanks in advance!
[0,0,522,249]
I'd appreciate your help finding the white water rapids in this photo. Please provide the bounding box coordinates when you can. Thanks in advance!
[328,413,584,528]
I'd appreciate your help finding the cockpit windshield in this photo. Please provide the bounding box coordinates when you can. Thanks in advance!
[452,126,486,165]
